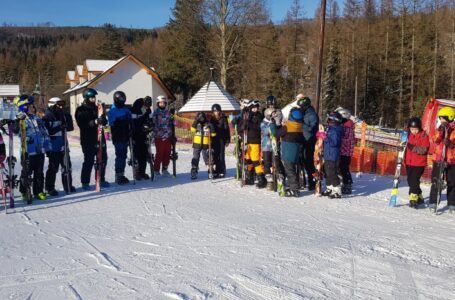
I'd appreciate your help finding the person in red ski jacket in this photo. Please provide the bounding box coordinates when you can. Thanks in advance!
[335,107,355,194]
[404,117,430,208]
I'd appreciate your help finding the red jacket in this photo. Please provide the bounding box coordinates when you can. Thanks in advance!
[405,130,430,167]
[340,119,355,157]
[432,122,455,164]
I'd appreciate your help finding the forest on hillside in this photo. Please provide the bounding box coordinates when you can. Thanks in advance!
[0,0,454,127]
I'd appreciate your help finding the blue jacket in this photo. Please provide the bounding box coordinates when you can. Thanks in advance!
[260,119,272,152]
[271,121,303,163]
[323,124,343,162]
[18,114,51,155]
[302,106,319,142]
[108,104,132,144]
[42,106,74,152]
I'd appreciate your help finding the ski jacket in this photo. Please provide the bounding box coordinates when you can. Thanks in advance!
[130,99,153,142]
[433,122,455,164]
[238,111,263,145]
[152,108,172,140]
[0,132,5,163]
[405,130,430,167]
[271,119,304,163]
[191,120,216,150]
[323,124,343,162]
[302,106,319,142]
[16,114,51,155]
[260,119,273,152]
[210,114,230,144]
[43,106,74,152]
[75,102,98,146]
[108,104,132,144]
[340,119,355,157]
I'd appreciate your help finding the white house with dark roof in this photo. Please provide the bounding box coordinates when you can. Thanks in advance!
[63,54,174,116]
[0,84,20,101]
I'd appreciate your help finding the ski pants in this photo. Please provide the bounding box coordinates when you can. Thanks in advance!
[245,144,264,174]
[81,143,107,185]
[134,139,148,175]
[45,151,73,192]
[302,139,317,188]
[324,160,340,188]
[154,138,171,172]
[339,155,353,185]
[406,165,424,195]
[20,153,45,196]
[283,161,299,191]
[262,151,273,175]
[114,142,128,174]
[430,162,455,206]
[191,147,210,170]
[213,138,226,175]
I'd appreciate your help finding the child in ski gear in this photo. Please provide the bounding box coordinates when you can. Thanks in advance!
[239,100,266,188]
[75,88,109,190]
[335,107,355,194]
[14,95,51,202]
[108,91,132,185]
[43,97,75,196]
[271,108,304,197]
[297,95,319,190]
[404,117,430,208]
[429,107,455,212]
[209,103,230,178]
[321,111,343,198]
[152,95,173,177]
[261,108,275,189]
[131,98,153,180]
[190,112,216,179]
[231,99,250,180]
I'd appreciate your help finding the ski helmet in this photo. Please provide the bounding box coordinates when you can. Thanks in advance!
[144,96,152,107]
[48,97,64,108]
[296,96,311,109]
[327,111,342,124]
[113,91,126,107]
[157,95,167,103]
[289,108,303,122]
[14,94,34,113]
[407,117,422,129]
[250,100,260,108]
[264,108,275,121]
[438,106,455,122]
[335,107,352,120]
[83,88,97,99]
[212,103,222,112]
[266,95,277,107]
[196,111,206,123]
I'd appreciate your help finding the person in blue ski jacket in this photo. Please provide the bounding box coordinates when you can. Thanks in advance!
[321,111,343,198]
[13,94,51,202]
[43,97,76,196]
[108,91,132,185]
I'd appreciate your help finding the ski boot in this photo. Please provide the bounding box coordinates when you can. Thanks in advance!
[285,189,300,197]
[162,168,172,177]
[322,185,333,197]
[22,193,33,204]
[35,192,47,201]
[428,203,436,212]
[417,194,424,206]
[342,183,352,195]
[82,183,91,191]
[328,186,342,199]
[47,189,59,197]
[409,193,419,208]
[191,167,198,180]
[218,173,225,179]
[141,173,150,180]
[245,170,255,185]
[256,173,267,189]
[134,171,143,181]
[115,173,130,185]
[265,174,274,191]
[100,181,110,188]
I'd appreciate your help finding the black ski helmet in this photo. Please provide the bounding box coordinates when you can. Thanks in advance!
[327,111,342,124]
[407,117,422,129]
[266,95,277,107]
[197,111,207,123]
[212,103,222,112]
[144,96,152,107]
[113,91,126,107]
[83,88,98,99]
[297,97,311,109]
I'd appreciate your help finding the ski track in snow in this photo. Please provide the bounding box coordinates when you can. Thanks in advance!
[0,140,454,299]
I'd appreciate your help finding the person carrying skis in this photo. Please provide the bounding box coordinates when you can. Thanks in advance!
[271,107,304,197]
[130,98,153,180]
[209,104,230,178]
[321,111,343,199]
[239,100,266,188]
[335,107,356,194]
[152,95,173,177]
[429,107,455,212]
[190,112,216,179]
[298,94,319,191]
[404,117,430,208]
[75,88,109,190]
[43,97,76,196]
[14,95,51,202]
[261,108,275,190]
[108,91,132,185]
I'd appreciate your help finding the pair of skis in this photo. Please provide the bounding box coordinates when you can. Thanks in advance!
[269,128,285,196]
[95,102,105,192]
[19,117,33,204]
[170,110,178,178]
[389,130,409,207]
[0,120,18,212]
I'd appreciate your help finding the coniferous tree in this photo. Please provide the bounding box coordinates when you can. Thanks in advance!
[96,23,125,59]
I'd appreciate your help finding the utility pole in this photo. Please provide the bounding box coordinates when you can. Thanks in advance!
[316,0,327,115]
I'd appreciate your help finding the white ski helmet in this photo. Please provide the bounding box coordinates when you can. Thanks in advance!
[157,95,167,103]
[335,107,352,119]
[48,97,63,107]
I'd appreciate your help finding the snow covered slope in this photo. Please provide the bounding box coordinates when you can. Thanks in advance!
[0,143,454,299]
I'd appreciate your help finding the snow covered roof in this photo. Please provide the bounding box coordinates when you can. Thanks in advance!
[66,71,75,81]
[63,79,91,94]
[83,59,119,75]
[0,84,20,96]
[179,81,240,113]
[76,65,83,76]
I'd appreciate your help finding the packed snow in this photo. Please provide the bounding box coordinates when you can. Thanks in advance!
[0,137,454,299]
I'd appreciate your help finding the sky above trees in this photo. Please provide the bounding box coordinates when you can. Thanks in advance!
[0,0,343,28]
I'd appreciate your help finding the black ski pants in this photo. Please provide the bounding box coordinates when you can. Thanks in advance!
[213,138,226,175]
[430,162,455,206]
[45,151,73,192]
[263,151,273,175]
[283,161,299,191]
[302,139,317,188]
[324,160,340,188]
[191,147,210,170]
[81,143,107,185]
[405,165,424,195]
[339,155,353,185]
[134,139,148,175]
[20,153,45,196]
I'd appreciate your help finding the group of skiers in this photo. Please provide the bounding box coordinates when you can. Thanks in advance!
[0,88,176,205]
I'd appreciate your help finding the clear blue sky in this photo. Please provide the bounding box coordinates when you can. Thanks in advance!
[0,0,344,28]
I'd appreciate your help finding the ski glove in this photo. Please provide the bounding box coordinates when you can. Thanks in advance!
[412,146,428,155]
[438,122,450,131]
[407,144,415,150]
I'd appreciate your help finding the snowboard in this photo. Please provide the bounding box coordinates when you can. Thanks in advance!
[389,130,409,207]
[313,124,326,196]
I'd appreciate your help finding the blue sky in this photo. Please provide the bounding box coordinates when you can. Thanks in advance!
[0,0,343,28]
